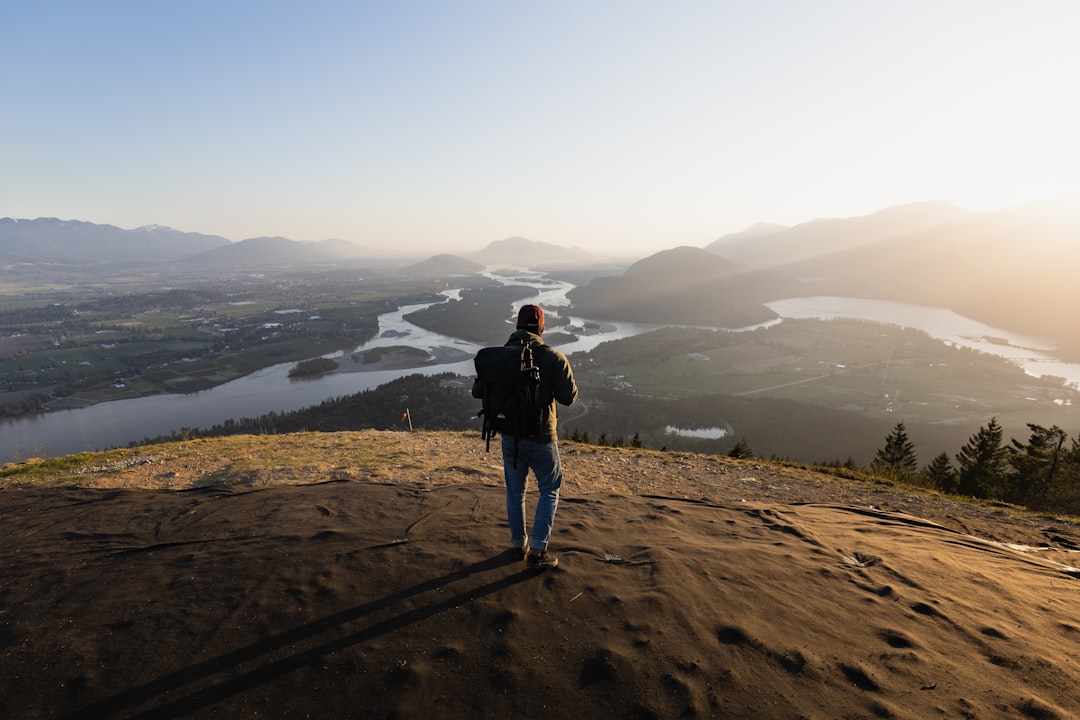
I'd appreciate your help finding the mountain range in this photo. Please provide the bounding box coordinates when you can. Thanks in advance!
[703,201,971,267]
[0,219,593,270]
[5,201,1078,356]
[0,217,230,262]
[0,218,382,268]
[701,199,1080,357]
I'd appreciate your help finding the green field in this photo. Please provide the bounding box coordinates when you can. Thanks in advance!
[0,275,456,415]
[575,320,1078,445]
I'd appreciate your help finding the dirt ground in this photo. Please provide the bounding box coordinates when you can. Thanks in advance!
[13,429,1074,551]
[3,430,1078,719]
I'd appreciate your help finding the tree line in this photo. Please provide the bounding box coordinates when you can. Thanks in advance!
[869,419,1080,515]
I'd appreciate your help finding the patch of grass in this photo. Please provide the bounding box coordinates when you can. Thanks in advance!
[0,448,134,482]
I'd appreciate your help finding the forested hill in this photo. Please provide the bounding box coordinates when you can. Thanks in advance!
[566,246,801,327]
[706,201,1080,359]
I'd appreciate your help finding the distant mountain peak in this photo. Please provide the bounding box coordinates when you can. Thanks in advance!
[402,253,483,276]
[624,245,749,283]
[489,235,531,246]
[744,221,789,236]
[484,236,583,253]
[468,236,594,267]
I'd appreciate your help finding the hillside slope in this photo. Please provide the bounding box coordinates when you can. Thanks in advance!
[775,204,1080,357]
[2,431,1078,719]
[704,201,970,267]
[707,201,1080,357]
[567,246,799,327]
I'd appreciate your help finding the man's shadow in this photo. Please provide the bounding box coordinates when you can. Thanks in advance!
[64,550,537,720]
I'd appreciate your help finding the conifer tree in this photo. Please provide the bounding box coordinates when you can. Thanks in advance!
[956,417,1008,498]
[923,452,955,492]
[870,422,919,482]
[1007,424,1069,504]
[728,437,754,459]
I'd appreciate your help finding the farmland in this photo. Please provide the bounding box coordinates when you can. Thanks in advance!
[0,270,464,416]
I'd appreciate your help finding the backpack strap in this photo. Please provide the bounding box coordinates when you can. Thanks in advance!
[506,338,543,467]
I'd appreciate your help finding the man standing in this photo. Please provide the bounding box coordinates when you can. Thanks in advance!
[474,304,578,570]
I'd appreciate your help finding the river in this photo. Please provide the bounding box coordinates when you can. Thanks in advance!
[0,268,657,462]
[3,278,1078,463]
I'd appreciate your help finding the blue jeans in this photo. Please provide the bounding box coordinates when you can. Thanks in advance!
[501,434,563,552]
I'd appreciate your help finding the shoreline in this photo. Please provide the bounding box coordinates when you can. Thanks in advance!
[331,345,474,373]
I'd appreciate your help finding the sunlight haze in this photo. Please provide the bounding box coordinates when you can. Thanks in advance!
[3,1,1077,257]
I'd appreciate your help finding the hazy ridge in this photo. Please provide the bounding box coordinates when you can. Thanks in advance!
[700,200,1080,356]
[0,217,230,262]
[566,246,798,328]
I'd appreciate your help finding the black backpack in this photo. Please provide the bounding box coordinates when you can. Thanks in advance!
[474,340,543,454]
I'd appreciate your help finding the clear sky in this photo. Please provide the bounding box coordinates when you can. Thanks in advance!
[3,1,1078,257]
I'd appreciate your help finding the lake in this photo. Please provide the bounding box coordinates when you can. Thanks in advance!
[765,296,1078,384]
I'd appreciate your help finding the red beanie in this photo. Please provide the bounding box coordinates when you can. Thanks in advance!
[516,304,545,333]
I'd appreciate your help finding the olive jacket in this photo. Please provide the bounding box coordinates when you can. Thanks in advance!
[471,329,578,442]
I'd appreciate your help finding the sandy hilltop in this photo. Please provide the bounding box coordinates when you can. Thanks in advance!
[2,430,1079,719]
